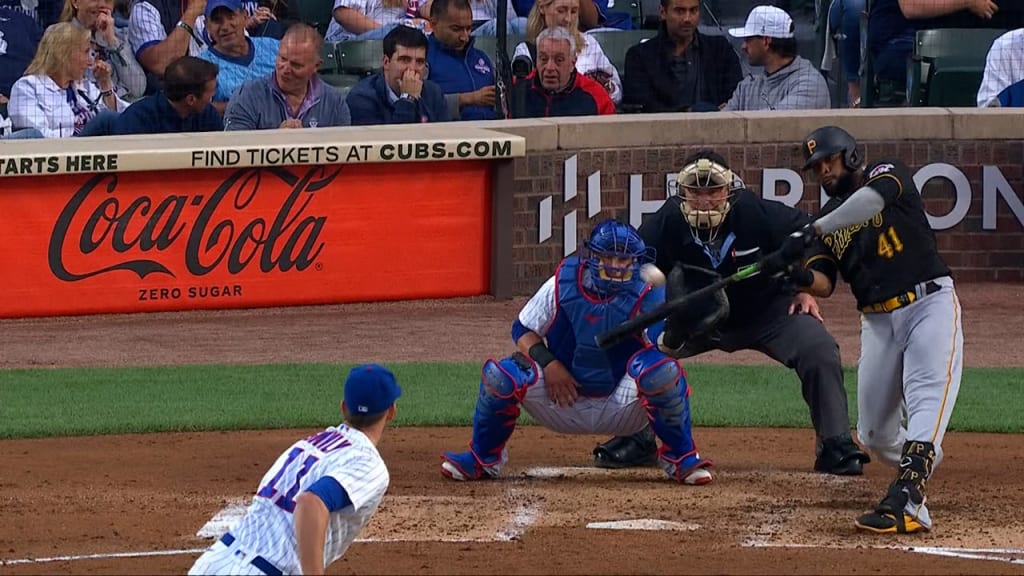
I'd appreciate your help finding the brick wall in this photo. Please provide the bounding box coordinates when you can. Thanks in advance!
[510,140,1024,295]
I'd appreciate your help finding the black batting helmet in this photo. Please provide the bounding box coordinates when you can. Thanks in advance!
[801,126,861,171]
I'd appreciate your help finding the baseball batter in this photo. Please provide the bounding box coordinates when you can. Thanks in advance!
[188,364,401,575]
[792,125,963,534]
[440,219,714,485]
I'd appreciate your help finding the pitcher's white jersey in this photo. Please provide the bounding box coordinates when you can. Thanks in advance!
[193,424,389,575]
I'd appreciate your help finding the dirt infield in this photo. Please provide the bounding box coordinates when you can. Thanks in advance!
[2,283,1024,574]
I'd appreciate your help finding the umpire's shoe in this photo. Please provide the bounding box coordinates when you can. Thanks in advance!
[814,434,871,476]
[593,426,658,469]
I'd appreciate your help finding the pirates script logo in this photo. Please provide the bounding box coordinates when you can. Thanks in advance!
[48,166,341,281]
[822,212,884,260]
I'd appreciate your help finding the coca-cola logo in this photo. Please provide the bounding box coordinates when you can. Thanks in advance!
[48,166,340,281]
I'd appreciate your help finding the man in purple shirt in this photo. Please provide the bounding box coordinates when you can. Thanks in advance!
[224,23,351,129]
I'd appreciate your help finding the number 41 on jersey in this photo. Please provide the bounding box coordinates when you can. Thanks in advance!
[877,226,904,259]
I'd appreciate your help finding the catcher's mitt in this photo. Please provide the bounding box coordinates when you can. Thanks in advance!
[658,263,730,356]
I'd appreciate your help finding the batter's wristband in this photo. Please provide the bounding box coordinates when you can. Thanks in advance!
[528,343,557,369]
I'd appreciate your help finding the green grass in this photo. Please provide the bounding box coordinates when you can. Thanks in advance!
[0,363,1021,439]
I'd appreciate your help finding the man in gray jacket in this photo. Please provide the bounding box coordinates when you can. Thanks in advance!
[224,24,351,130]
[722,5,830,111]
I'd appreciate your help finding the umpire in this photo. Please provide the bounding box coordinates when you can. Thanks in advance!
[593,149,870,475]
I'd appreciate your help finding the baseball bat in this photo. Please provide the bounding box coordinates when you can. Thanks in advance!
[594,263,763,349]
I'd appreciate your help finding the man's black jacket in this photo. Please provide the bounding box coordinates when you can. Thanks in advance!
[622,23,742,113]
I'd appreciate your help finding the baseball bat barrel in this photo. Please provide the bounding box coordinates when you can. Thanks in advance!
[594,263,762,349]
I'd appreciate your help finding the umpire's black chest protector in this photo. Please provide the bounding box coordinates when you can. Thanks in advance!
[643,191,808,327]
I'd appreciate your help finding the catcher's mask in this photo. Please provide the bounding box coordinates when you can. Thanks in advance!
[675,150,737,243]
[582,219,654,296]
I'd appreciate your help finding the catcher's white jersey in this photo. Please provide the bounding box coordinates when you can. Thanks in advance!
[189,424,389,575]
[515,275,650,436]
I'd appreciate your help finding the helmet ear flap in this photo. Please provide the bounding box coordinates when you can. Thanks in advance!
[844,146,860,171]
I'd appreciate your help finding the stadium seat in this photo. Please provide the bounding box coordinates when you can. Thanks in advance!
[907,27,1007,107]
[320,41,339,74]
[589,29,657,77]
[321,73,363,98]
[297,0,337,37]
[337,40,384,74]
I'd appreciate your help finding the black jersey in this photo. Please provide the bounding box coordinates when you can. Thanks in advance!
[638,189,811,328]
[806,160,952,309]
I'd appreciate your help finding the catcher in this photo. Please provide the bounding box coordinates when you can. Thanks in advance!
[592,150,870,475]
[440,219,714,485]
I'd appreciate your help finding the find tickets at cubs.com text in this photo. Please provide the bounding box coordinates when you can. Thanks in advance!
[0,162,495,318]
[0,140,515,177]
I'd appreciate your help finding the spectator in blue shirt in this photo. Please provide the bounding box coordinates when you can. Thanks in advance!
[347,25,450,124]
[426,0,497,120]
[111,55,223,134]
[0,7,42,100]
[225,24,351,129]
[198,0,279,111]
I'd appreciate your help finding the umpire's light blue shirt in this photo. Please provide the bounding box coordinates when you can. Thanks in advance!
[198,36,280,102]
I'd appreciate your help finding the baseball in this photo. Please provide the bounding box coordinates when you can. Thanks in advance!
[640,263,666,286]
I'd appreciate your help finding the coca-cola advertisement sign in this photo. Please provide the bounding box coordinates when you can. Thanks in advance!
[1,163,494,318]
[49,167,330,282]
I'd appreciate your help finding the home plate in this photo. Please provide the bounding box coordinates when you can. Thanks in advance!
[586,519,701,531]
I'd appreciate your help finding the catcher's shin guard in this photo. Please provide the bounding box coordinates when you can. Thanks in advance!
[466,353,536,464]
[627,348,710,482]
[855,440,935,534]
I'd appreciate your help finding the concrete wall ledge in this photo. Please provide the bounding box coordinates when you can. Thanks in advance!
[487,108,1024,152]
[950,108,1024,139]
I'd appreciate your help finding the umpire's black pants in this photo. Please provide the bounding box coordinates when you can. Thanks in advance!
[679,295,853,443]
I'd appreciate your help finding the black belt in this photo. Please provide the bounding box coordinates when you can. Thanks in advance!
[219,533,282,576]
[861,281,941,314]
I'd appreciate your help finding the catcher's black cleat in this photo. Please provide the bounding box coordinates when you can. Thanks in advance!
[593,427,658,469]
[815,434,871,476]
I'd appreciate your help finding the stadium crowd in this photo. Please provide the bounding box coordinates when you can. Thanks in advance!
[1,0,1021,139]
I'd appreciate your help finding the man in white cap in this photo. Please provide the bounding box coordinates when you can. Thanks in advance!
[721,5,830,111]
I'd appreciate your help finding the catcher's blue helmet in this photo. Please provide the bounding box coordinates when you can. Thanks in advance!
[583,219,653,295]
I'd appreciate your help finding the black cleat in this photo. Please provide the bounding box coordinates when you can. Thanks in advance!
[815,434,871,476]
[593,427,658,469]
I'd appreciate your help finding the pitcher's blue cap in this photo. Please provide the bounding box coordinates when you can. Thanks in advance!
[344,364,402,415]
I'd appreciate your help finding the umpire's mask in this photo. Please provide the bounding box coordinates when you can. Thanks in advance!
[676,152,737,244]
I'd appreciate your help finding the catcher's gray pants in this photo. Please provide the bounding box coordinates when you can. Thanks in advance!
[681,295,852,442]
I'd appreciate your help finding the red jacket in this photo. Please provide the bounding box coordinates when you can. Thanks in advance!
[512,70,616,118]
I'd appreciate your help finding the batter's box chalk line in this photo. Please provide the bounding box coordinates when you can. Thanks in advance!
[522,466,663,480]
[743,542,1024,565]
[586,519,701,532]
[495,484,543,541]
[195,491,543,544]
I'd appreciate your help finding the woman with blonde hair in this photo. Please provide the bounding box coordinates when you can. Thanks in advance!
[9,22,129,138]
[60,0,146,100]
[513,0,621,103]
